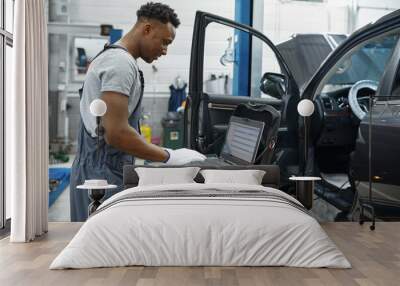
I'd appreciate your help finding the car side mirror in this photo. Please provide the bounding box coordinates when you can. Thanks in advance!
[260,72,287,99]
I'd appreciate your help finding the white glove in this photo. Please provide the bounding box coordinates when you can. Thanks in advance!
[164,148,206,165]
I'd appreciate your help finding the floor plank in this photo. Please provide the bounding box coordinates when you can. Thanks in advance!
[0,222,399,286]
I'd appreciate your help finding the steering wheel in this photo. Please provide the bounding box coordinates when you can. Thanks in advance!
[348,80,378,120]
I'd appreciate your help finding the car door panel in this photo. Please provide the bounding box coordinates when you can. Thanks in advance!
[197,93,282,154]
[185,11,299,160]
[351,38,400,213]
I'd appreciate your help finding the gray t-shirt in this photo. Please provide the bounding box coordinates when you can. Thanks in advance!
[80,45,142,137]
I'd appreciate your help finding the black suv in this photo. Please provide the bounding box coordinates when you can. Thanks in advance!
[184,10,400,221]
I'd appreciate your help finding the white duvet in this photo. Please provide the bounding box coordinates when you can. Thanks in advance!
[50,183,351,269]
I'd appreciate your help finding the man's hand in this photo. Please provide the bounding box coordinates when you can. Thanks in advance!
[164,148,206,165]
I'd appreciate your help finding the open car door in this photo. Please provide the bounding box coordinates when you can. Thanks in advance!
[185,11,300,175]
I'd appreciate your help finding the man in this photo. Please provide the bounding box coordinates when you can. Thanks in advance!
[70,2,205,222]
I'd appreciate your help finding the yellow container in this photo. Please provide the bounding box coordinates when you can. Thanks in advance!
[140,124,152,144]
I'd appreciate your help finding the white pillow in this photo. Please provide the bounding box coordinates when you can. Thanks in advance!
[200,169,266,185]
[135,167,200,186]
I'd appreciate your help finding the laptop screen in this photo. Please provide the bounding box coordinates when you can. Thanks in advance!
[220,116,265,165]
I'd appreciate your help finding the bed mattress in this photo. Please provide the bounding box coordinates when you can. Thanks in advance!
[50,183,350,269]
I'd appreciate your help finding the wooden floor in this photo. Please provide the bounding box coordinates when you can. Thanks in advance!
[0,222,399,286]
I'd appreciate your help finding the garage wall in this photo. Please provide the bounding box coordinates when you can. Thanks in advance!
[66,0,234,95]
[262,0,400,44]
[263,0,349,44]
[49,0,235,142]
[356,0,399,29]
[48,0,400,144]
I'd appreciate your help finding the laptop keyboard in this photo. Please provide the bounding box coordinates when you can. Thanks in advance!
[185,158,232,167]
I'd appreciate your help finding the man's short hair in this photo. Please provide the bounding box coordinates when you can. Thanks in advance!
[137,2,180,28]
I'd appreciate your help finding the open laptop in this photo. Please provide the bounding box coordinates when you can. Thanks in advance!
[196,116,265,166]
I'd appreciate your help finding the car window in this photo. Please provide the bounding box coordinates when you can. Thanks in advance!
[384,43,400,119]
[203,22,282,98]
[391,55,400,96]
[258,36,282,98]
[318,32,400,94]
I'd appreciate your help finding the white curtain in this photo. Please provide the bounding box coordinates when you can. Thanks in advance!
[8,0,49,242]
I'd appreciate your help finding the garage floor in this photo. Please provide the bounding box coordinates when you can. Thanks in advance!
[0,222,397,286]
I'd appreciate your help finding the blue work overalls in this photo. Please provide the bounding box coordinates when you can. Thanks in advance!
[69,45,144,222]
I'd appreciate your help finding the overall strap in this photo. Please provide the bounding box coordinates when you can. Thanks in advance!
[78,44,129,99]
[134,70,145,135]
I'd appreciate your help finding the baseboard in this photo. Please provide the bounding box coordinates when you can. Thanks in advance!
[0,218,11,239]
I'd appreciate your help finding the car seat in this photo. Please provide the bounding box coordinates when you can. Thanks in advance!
[232,103,281,164]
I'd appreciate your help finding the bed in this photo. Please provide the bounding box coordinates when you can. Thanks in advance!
[50,164,351,269]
